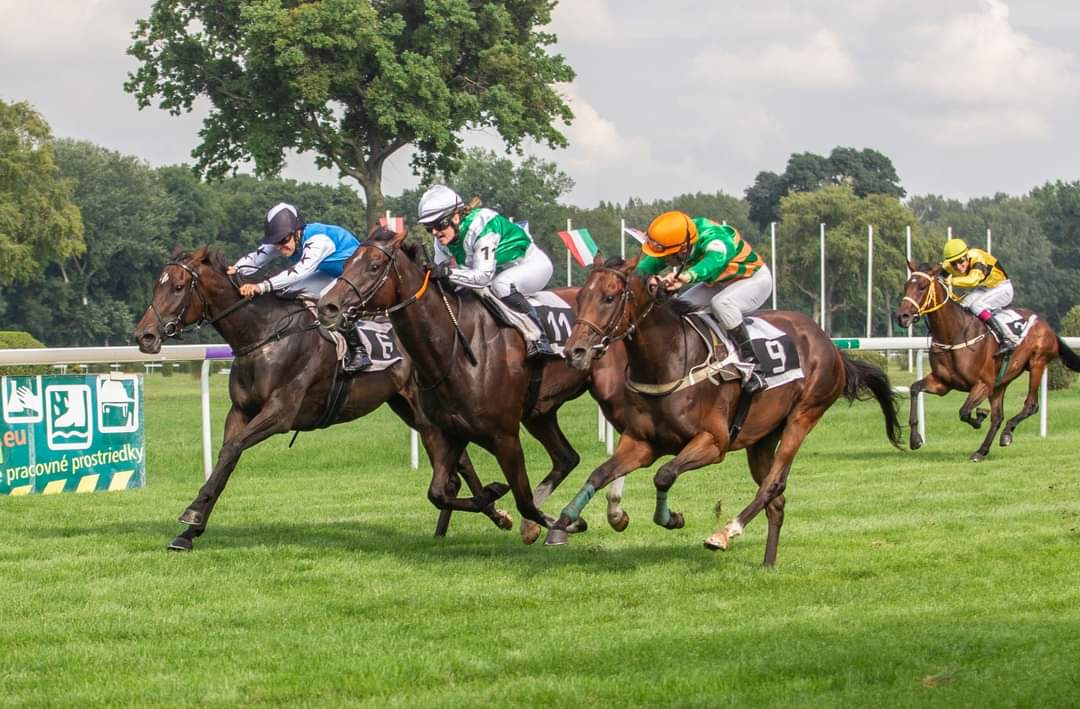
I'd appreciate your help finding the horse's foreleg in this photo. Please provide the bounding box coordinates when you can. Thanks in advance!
[1001,359,1047,447]
[959,382,992,429]
[746,430,783,566]
[172,403,288,550]
[545,435,658,546]
[520,411,581,544]
[971,387,1006,462]
[423,430,511,518]
[705,409,823,561]
[490,433,551,538]
[606,477,629,532]
[452,448,513,532]
[908,374,949,450]
[652,431,726,531]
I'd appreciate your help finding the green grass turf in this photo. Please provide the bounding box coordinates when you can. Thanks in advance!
[2,367,1079,707]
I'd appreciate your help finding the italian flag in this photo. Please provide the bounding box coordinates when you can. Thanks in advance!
[379,215,405,232]
[558,228,599,266]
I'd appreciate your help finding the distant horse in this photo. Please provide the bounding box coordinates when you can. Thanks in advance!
[134,247,504,551]
[549,254,903,566]
[896,260,1080,461]
[317,228,630,544]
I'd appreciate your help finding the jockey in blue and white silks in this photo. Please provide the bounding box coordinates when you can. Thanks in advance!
[229,202,371,371]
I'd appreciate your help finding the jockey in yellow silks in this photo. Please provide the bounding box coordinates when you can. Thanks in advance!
[941,237,1019,353]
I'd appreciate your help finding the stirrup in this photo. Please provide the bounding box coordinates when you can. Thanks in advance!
[742,370,766,394]
[342,349,373,372]
[526,337,556,359]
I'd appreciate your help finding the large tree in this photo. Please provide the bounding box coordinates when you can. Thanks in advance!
[0,100,84,286]
[126,0,575,228]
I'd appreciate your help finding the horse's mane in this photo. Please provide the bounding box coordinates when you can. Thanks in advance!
[173,246,230,273]
[366,224,421,261]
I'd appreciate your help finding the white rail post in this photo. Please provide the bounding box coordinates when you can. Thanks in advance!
[819,223,826,330]
[916,351,926,443]
[566,218,573,286]
[866,224,874,337]
[598,406,605,442]
[606,421,615,455]
[620,218,626,260]
[907,225,913,372]
[410,429,420,469]
[1040,368,1048,438]
[770,221,777,310]
[201,360,213,480]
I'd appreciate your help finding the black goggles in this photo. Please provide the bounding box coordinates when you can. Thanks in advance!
[426,215,454,233]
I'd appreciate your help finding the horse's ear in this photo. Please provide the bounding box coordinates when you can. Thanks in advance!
[390,230,408,248]
[191,246,209,263]
[171,245,184,258]
[624,254,641,271]
[592,251,604,268]
[907,259,919,274]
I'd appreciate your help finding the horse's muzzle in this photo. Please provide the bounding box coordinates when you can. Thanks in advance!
[317,302,346,330]
[565,344,593,371]
[134,328,162,354]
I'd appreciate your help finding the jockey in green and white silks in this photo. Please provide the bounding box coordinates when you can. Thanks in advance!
[229,202,372,371]
[636,210,772,393]
[417,185,556,358]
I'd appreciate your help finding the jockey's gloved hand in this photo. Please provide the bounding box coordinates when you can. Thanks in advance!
[430,262,452,281]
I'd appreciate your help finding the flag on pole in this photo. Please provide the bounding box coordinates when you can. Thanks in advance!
[557,228,599,267]
[379,215,405,232]
[622,226,646,244]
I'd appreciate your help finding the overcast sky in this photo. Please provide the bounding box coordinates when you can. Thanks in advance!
[2,0,1079,207]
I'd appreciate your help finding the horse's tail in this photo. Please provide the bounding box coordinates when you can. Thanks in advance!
[840,352,903,449]
[1056,337,1080,371]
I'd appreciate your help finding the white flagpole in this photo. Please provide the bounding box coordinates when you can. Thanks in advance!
[819,223,826,331]
[770,222,777,309]
[620,218,626,260]
[566,218,572,286]
[947,225,952,240]
[866,224,874,337]
[907,225,913,372]
[987,227,992,255]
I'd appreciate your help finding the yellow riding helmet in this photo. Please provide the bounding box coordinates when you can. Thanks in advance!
[942,238,969,263]
[643,211,698,257]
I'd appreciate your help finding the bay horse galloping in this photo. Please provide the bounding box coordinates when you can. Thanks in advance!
[317,228,629,544]
[895,260,1080,462]
[547,254,903,566]
[134,247,500,551]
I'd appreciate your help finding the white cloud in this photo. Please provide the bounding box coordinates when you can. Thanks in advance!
[0,0,135,57]
[911,108,1050,147]
[549,0,619,45]
[895,0,1079,106]
[691,29,858,90]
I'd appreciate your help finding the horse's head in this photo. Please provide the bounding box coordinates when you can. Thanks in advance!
[134,247,228,353]
[564,253,650,371]
[896,260,946,329]
[318,225,416,330]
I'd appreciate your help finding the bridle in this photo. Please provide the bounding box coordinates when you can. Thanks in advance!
[902,270,957,320]
[151,260,249,338]
[574,266,656,356]
[335,241,430,320]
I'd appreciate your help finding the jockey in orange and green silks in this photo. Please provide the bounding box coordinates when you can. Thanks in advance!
[635,211,772,393]
[941,237,1018,352]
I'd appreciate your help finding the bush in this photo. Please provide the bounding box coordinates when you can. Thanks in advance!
[843,349,889,372]
[1048,305,1080,391]
[0,331,51,376]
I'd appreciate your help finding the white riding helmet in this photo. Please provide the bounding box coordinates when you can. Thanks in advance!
[417,185,465,225]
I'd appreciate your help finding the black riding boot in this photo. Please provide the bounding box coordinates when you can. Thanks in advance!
[984,315,1017,354]
[499,288,556,358]
[727,321,767,394]
[342,326,373,372]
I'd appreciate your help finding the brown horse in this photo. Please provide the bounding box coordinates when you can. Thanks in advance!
[895,260,1080,462]
[547,254,903,566]
[134,247,505,551]
[317,228,629,544]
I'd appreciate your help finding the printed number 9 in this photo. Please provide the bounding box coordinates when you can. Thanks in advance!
[765,340,786,374]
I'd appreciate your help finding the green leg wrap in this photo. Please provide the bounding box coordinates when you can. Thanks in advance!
[561,483,596,522]
[653,489,671,527]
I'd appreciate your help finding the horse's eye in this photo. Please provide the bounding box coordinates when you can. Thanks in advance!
[603,293,616,304]
[369,261,381,272]
[174,283,185,292]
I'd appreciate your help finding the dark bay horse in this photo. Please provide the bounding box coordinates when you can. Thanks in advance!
[896,260,1080,462]
[549,254,903,566]
[134,247,504,551]
[317,229,630,544]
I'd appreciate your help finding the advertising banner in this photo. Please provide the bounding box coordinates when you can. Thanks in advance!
[1,374,145,496]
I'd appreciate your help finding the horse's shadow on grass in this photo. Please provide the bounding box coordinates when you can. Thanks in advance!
[29,516,762,576]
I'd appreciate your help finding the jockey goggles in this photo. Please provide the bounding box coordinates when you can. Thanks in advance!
[425,214,455,233]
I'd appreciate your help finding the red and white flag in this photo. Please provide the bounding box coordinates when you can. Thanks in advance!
[379,215,405,232]
[623,226,646,244]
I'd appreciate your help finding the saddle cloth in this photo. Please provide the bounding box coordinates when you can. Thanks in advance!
[303,302,402,372]
[687,313,805,391]
[994,309,1038,345]
[479,289,576,355]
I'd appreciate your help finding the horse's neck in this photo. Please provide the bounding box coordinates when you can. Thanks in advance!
[388,265,466,369]
[203,274,309,349]
[624,302,703,382]
[926,295,979,344]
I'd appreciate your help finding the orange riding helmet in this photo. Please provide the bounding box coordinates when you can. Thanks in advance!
[643,211,697,257]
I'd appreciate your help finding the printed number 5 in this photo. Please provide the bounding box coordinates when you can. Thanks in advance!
[765,340,786,374]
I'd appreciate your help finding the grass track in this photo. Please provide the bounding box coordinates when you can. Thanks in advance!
[2,370,1080,707]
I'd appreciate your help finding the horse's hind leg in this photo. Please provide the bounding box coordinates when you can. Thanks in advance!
[1001,360,1047,447]
[908,374,949,449]
[423,430,512,517]
[971,387,1006,462]
[652,431,725,531]
[521,411,581,544]
[746,430,784,566]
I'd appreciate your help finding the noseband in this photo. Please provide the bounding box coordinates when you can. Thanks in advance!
[902,270,955,320]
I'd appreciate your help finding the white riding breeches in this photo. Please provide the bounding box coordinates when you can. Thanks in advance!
[279,272,337,300]
[491,244,553,298]
[678,265,773,330]
[960,280,1013,315]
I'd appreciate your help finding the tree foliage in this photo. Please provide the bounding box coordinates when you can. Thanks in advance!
[0,100,84,286]
[126,0,575,227]
[746,147,905,229]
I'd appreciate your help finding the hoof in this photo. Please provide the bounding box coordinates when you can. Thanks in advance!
[667,511,685,530]
[566,517,588,534]
[703,530,729,551]
[167,536,193,552]
[970,451,985,463]
[544,528,569,546]
[521,519,542,545]
[608,509,630,533]
[910,434,924,451]
[999,433,1013,448]
[178,509,205,526]
[492,509,513,530]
